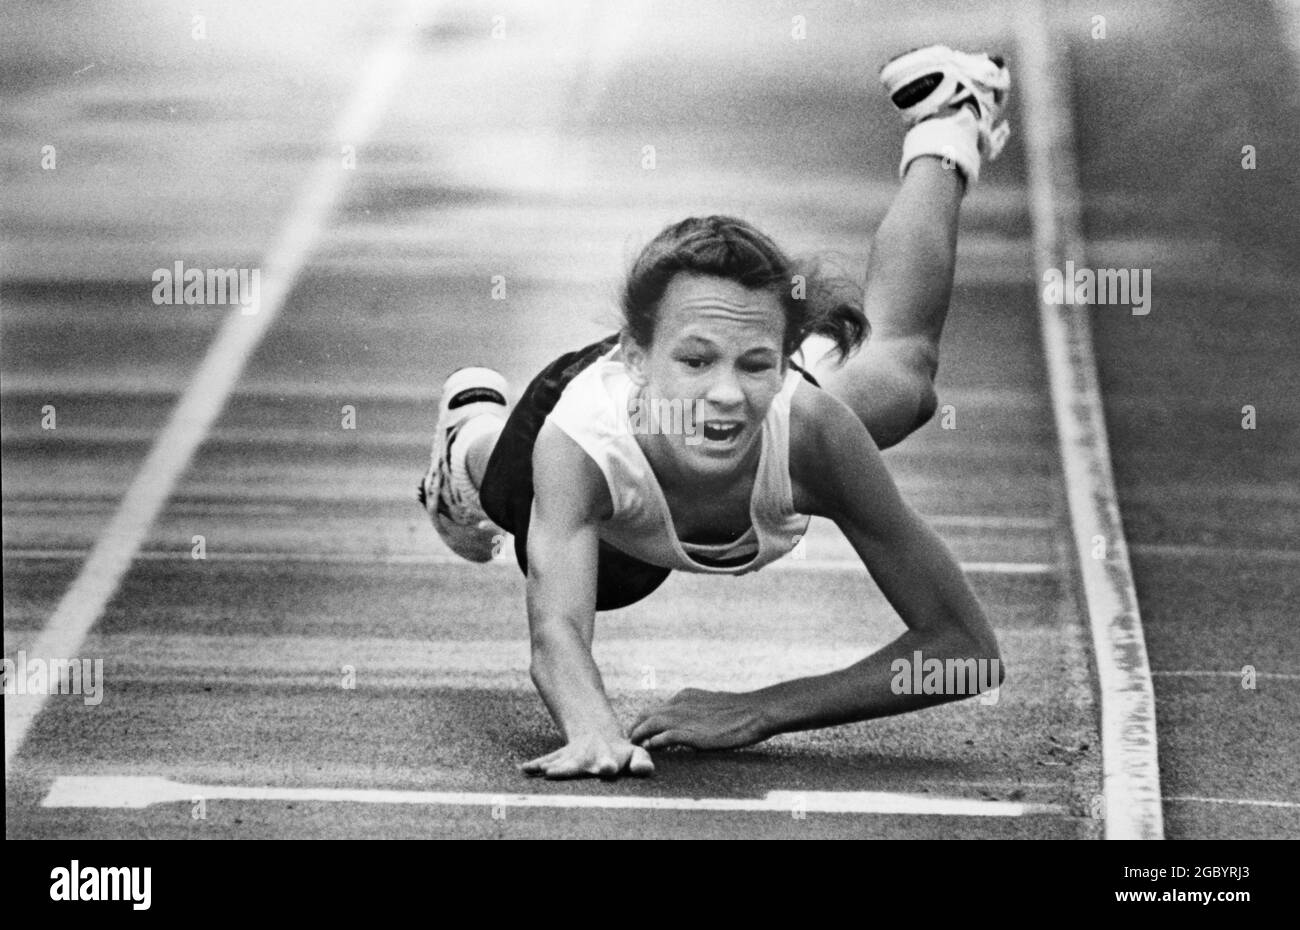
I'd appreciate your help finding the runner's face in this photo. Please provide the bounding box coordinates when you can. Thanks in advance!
[627,273,787,478]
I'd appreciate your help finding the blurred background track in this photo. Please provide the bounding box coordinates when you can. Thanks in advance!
[2,0,1296,838]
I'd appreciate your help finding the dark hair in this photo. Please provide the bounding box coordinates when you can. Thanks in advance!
[620,215,868,364]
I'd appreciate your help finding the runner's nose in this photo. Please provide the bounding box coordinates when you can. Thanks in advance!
[704,368,745,409]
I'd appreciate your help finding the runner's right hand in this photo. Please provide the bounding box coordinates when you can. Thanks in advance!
[521,733,654,779]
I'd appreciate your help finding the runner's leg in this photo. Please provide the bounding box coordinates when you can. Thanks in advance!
[807,155,964,449]
[464,417,506,488]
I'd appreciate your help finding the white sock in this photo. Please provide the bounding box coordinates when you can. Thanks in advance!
[899,106,982,185]
[452,412,506,494]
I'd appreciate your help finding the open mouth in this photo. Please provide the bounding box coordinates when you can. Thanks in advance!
[701,421,744,442]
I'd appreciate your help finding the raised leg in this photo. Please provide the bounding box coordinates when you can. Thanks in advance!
[465,418,504,488]
[806,156,965,449]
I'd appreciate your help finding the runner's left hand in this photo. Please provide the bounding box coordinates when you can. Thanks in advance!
[628,688,769,750]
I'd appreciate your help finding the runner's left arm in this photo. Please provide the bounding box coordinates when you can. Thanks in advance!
[630,388,1001,749]
[751,389,1002,733]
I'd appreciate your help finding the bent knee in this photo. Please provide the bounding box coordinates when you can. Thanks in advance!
[910,374,940,430]
[818,337,941,448]
[867,345,940,448]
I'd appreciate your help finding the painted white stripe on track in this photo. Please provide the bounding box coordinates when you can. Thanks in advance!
[1129,543,1300,564]
[40,776,1067,817]
[1,503,1057,533]
[1,630,1059,695]
[3,0,438,778]
[1018,1,1163,839]
[0,378,1053,411]
[1,547,1055,575]
[1164,796,1300,810]
[1150,670,1300,682]
[1272,0,1300,77]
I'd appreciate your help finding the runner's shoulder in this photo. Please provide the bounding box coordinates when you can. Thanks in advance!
[533,419,614,523]
[789,376,862,447]
[789,378,858,516]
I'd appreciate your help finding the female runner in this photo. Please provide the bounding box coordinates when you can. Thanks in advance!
[419,45,1012,779]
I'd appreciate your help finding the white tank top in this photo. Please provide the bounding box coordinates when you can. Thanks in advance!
[546,345,811,574]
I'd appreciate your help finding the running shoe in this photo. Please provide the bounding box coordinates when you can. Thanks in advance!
[880,44,1011,161]
[418,367,509,563]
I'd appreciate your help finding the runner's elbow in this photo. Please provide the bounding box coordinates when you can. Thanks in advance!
[940,626,1005,687]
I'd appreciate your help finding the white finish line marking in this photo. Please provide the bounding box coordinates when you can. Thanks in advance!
[2,0,437,778]
[1018,1,1163,839]
[40,776,1066,817]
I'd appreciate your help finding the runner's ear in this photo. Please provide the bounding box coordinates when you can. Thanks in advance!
[619,331,650,386]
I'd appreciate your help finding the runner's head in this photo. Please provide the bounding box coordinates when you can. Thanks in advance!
[617,217,868,477]
[620,215,868,363]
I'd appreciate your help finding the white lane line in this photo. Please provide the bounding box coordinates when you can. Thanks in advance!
[0,426,1061,465]
[0,547,1055,575]
[1151,670,1300,682]
[1164,796,1300,809]
[1129,543,1300,564]
[0,501,1056,532]
[2,428,432,448]
[1273,0,1300,77]
[1018,1,1163,840]
[40,776,1067,817]
[927,515,1054,530]
[0,378,1055,412]
[0,630,1064,694]
[3,501,299,516]
[720,558,1050,576]
[2,0,437,778]
[0,376,446,403]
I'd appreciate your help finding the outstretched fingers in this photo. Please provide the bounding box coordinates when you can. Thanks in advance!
[520,749,565,775]
[628,745,656,775]
[521,740,656,780]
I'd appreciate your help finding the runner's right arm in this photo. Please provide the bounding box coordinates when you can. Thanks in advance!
[519,421,654,778]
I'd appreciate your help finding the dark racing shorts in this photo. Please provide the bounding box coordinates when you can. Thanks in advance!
[479,333,819,612]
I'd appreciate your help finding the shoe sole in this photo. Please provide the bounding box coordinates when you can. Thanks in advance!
[880,45,1009,118]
